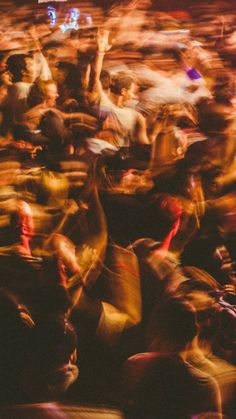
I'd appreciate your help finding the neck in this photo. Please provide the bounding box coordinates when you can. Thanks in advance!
[181,335,207,360]
[110,92,124,107]
[179,338,197,361]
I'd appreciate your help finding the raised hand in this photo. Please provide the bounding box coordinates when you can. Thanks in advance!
[97,28,112,53]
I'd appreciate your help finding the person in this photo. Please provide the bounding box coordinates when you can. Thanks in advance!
[52,61,79,110]
[0,198,72,317]
[2,38,52,134]
[0,286,79,405]
[124,297,222,419]
[16,78,97,155]
[0,63,12,107]
[2,53,35,133]
[149,103,196,175]
[99,72,150,147]
[87,29,150,148]
[176,273,236,419]
[29,312,79,401]
[16,79,69,150]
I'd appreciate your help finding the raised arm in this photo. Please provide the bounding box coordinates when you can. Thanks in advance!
[58,109,98,126]
[28,26,52,81]
[87,28,111,104]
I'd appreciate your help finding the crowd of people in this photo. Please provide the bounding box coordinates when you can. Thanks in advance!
[0,0,236,418]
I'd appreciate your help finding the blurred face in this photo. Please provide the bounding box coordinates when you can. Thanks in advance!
[44,83,58,107]
[12,201,34,239]
[24,56,35,81]
[1,70,12,86]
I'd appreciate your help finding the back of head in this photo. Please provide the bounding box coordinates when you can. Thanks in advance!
[110,72,135,95]
[6,54,30,82]
[147,297,198,352]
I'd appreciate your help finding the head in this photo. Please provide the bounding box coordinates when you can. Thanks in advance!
[0,65,12,86]
[0,69,12,105]
[10,201,34,243]
[43,80,59,107]
[27,79,58,108]
[6,53,35,82]
[53,61,77,90]
[110,72,137,103]
[147,297,198,353]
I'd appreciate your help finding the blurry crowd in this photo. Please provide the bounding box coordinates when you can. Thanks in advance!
[0,0,236,418]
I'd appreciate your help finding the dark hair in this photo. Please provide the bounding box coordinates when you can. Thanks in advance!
[6,53,32,82]
[147,297,198,351]
[56,61,78,89]
[110,72,135,95]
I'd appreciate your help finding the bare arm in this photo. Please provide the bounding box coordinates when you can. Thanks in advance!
[58,109,98,126]
[21,105,97,131]
[136,112,150,144]
[20,104,51,130]
[87,29,111,104]
[28,26,52,81]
